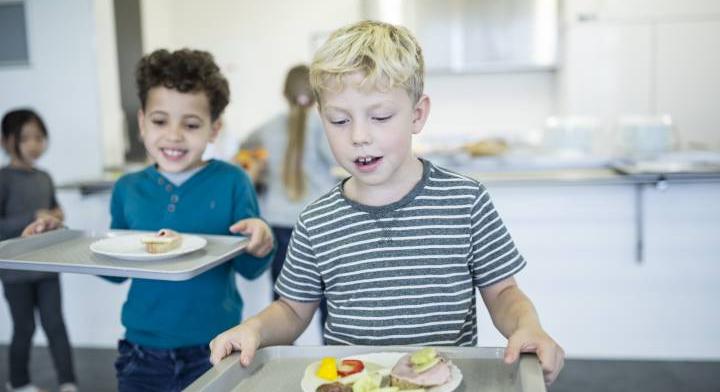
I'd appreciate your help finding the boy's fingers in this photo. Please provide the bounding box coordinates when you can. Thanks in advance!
[504,337,523,364]
[245,233,261,254]
[210,338,233,365]
[229,221,248,234]
[259,242,273,258]
[239,343,257,367]
[543,346,564,385]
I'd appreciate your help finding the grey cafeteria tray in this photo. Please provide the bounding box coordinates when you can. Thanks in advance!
[0,229,248,281]
[185,346,546,392]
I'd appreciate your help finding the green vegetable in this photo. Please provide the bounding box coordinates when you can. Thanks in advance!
[410,348,437,366]
[412,357,440,373]
[410,348,439,373]
[352,372,382,392]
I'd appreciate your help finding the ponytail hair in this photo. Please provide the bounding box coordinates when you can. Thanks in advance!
[282,65,314,201]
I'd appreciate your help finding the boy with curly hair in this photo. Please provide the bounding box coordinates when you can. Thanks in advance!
[209,21,563,385]
[91,48,274,391]
[24,48,276,391]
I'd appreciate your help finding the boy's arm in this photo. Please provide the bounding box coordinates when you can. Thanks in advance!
[209,297,318,365]
[229,172,275,279]
[480,277,538,338]
[469,186,563,384]
[480,277,564,385]
[213,212,324,366]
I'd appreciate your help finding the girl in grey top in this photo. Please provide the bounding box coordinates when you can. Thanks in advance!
[239,65,337,323]
[0,109,77,392]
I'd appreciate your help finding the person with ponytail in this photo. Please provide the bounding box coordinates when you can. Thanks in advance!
[238,64,337,327]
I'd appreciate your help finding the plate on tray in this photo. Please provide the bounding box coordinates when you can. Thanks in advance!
[89,233,207,261]
[301,352,463,392]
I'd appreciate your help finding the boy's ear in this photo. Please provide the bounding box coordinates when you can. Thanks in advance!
[209,118,222,142]
[137,109,146,138]
[411,95,431,135]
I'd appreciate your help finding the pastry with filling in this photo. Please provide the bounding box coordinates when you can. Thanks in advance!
[141,229,182,254]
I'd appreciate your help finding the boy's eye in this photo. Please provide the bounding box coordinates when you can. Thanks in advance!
[151,119,166,126]
[372,115,393,122]
[330,119,349,126]
[186,123,201,130]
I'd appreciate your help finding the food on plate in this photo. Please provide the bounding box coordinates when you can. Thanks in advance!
[307,349,460,392]
[338,359,365,378]
[316,357,339,381]
[316,382,352,392]
[389,348,451,390]
[140,229,183,254]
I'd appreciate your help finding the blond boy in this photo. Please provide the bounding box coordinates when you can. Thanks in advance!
[210,21,564,385]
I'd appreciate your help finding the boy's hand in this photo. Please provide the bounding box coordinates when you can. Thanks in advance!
[22,215,64,237]
[209,322,261,366]
[504,326,565,385]
[229,218,273,257]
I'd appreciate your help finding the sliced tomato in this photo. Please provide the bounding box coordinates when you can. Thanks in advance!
[336,359,364,377]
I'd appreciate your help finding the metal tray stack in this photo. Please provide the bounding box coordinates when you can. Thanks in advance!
[0,229,248,281]
[185,346,546,392]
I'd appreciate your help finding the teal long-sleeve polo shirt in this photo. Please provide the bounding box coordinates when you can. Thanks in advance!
[108,160,274,349]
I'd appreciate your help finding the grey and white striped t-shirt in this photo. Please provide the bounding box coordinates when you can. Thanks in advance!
[275,159,526,346]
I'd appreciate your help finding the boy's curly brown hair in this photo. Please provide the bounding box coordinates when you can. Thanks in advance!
[136,49,230,121]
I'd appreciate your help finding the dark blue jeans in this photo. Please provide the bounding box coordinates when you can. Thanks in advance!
[115,339,211,392]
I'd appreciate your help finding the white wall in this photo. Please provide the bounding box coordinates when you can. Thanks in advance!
[140,0,366,159]
[0,0,106,183]
[138,0,557,158]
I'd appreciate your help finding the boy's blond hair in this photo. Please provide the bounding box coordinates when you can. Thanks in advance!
[310,20,425,106]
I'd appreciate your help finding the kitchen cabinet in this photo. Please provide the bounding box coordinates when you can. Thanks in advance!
[656,21,720,148]
[560,1,720,149]
[475,181,720,359]
[559,22,653,122]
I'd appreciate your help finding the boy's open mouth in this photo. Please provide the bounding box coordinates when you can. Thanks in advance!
[160,147,188,161]
[354,155,382,170]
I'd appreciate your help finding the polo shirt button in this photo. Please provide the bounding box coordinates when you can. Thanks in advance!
[167,204,176,213]
[170,194,179,203]
[165,184,173,192]
[158,178,164,185]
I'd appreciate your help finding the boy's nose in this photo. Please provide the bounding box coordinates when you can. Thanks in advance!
[350,124,372,145]
[167,126,184,140]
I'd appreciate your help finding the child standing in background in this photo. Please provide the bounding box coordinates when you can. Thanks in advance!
[238,65,337,326]
[0,109,78,392]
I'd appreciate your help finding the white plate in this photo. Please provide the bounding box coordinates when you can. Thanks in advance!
[89,233,207,261]
[301,352,462,392]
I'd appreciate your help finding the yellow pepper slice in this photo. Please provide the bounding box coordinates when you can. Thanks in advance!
[316,357,338,381]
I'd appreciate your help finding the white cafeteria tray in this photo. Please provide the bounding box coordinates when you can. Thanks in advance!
[0,229,248,281]
[184,345,546,392]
